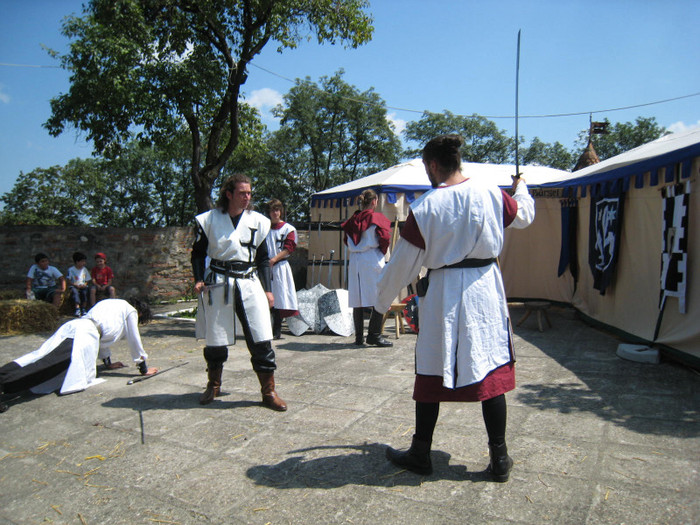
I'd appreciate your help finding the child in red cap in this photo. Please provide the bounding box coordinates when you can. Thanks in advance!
[89,252,116,306]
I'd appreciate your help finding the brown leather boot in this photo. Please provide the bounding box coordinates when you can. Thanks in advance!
[256,372,287,411]
[199,365,223,405]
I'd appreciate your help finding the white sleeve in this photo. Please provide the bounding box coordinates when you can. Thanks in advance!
[509,182,535,229]
[124,311,148,362]
[374,238,425,313]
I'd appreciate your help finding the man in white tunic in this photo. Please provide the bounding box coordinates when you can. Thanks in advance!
[192,174,286,411]
[0,298,157,412]
[375,135,535,481]
[265,198,299,339]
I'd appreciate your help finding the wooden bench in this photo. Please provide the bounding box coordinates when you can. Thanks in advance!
[516,301,552,332]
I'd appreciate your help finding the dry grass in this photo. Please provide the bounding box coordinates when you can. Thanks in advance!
[0,299,59,335]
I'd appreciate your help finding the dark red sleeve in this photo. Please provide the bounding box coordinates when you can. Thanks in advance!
[502,190,518,228]
[400,210,426,250]
[283,231,296,254]
[376,223,391,255]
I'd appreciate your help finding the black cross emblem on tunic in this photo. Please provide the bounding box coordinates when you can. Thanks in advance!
[242,227,258,264]
[276,235,286,253]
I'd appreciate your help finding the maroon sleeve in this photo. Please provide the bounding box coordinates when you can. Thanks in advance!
[502,190,518,228]
[283,230,296,254]
[400,210,426,250]
[376,223,391,255]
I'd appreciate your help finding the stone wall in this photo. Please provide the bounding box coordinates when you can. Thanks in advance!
[1,226,308,303]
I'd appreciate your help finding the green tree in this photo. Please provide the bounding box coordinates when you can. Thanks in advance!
[0,140,200,227]
[520,137,574,171]
[44,0,374,213]
[256,70,401,221]
[403,111,514,164]
[575,116,668,161]
[0,161,96,226]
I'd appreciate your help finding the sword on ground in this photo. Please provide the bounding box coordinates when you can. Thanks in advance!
[127,361,189,385]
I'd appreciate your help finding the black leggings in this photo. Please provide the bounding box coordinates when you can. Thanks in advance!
[414,394,507,445]
[0,338,74,394]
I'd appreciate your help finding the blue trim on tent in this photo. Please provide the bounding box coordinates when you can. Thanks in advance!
[311,184,430,207]
[539,141,700,193]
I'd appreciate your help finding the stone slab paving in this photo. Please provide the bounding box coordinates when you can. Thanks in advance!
[1,304,698,524]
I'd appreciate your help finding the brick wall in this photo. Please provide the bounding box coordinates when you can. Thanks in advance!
[1,226,308,302]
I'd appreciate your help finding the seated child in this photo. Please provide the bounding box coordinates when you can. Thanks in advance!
[26,253,66,308]
[90,252,116,306]
[67,252,91,317]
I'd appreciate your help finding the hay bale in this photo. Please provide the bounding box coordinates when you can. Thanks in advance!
[0,299,59,335]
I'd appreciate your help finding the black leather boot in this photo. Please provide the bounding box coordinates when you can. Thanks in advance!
[272,309,283,339]
[366,309,393,347]
[200,346,227,405]
[487,442,513,482]
[353,308,365,346]
[386,435,432,475]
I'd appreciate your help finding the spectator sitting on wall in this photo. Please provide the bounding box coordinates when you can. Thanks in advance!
[90,252,116,306]
[26,253,66,308]
[67,252,91,317]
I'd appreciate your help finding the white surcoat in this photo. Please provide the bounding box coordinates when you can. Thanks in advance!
[265,222,299,311]
[14,299,148,394]
[347,225,386,308]
[375,179,534,389]
[195,209,273,346]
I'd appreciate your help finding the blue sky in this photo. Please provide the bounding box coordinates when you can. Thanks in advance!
[1,0,699,197]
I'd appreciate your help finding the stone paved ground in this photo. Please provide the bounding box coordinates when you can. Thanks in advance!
[1,303,698,524]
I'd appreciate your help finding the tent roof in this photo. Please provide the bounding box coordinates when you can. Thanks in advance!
[311,159,574,204]
[541,127,700,195]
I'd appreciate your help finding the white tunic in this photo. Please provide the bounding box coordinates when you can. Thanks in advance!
[375,179,534,389]
[14,299,148,394]
[265,222,299,311]
[347,225,386,308]
[195,209,273,346]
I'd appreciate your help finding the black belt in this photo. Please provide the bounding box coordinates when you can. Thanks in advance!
[417,257,496,297]
[207,259,256,305]
[440,257,496,270]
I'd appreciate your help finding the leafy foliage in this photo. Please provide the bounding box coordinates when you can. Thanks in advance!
[44,0,374,212]
[251,70,402,222]
[0,141,196,227]
[403,110,514,164]
[575,116,668,161]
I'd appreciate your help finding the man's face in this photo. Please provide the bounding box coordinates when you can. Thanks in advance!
[227,182,252,212]
[269,207,282,224]
[37,258,50,270]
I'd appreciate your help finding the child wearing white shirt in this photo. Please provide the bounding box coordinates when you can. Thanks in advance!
[67,252,91,316]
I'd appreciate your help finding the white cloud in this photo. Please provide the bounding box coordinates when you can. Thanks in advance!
[246,88,283,126]
[387,112,406,136]
[247,88,283,111]
[0,84,10,104]
[667,120,700,134]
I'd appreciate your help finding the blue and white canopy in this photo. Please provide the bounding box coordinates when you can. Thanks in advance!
[311,158,574,208]
[540,127,700,197]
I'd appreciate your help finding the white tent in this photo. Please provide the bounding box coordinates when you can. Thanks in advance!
[503,128,700,364]
[308,130,700,364]
[312,158,576,216]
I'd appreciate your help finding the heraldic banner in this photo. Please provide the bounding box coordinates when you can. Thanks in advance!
[588,183,625,295]
[660,180,690,314]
